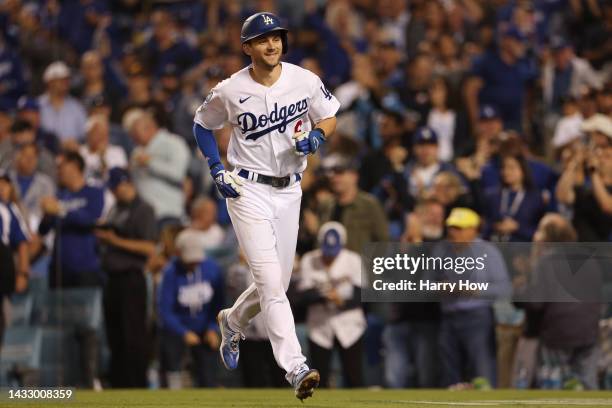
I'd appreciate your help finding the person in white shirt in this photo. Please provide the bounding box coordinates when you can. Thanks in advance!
[80,115,128,183]
[297,222,366,388]
[124,108,190,226]
[80,114,129,217]
[186,197,225,250]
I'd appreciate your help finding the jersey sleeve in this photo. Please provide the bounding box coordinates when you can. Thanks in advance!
[193,87,228,130]
[307,74,341,124]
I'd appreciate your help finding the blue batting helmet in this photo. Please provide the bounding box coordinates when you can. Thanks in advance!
[240,12,288,54]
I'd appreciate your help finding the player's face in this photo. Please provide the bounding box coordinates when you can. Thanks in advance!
[245,34,282,69]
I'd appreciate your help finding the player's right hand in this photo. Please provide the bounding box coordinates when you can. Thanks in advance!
[213,169,244,199]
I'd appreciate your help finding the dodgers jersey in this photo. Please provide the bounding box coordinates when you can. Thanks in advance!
[194,62,341,177]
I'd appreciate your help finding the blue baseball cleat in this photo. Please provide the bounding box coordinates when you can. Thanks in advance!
[292,365,320,401]
[217,309,244,370]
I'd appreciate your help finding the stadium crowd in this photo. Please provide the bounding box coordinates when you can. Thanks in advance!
[0,0,611,391]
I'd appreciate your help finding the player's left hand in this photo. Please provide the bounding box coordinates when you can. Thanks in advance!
[293,129,326,156]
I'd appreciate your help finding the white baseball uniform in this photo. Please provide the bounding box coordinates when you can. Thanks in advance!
[194,62,340,377]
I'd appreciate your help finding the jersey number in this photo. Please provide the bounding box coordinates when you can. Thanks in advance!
[262,15,274,25]
[294,120,303,133]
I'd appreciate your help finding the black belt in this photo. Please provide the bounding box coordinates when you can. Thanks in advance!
[237,169,301,188]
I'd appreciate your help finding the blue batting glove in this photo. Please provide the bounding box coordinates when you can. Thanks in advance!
[293,129,326,156]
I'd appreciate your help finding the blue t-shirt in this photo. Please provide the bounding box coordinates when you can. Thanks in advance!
[471,50,537,131]
[39,184,104,275]
[158,258,224,337]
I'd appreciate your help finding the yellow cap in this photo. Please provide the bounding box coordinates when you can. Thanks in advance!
[446,207,480,229]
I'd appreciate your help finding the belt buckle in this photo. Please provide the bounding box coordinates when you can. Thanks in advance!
[271,176,289,188]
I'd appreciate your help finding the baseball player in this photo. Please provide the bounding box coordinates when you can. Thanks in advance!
[192,12,340,400]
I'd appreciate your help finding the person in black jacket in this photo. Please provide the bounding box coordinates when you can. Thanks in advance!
[516,213,602,389]
[95,167,157,388]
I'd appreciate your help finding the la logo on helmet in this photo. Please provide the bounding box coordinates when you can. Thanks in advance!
[262,15,274,25]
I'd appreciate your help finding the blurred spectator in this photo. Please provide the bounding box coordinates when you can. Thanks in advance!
[0,104,12,143]
[54,0,110,55]
[13,2,72,95]
[405,127,455,200]
[38,151,104,389]
[118,66,168,128]
[473,132,559,203]
[457,104,504,170]
[483,153,546,242]
[74,50,123,111]
[0,173,29,350]
[0,172,30,293]
[400,54,435,127]
[38,61,88,146]
[87,94,133,155]
[359,109,407,193]
[433,33,466,94]
[96,167,157,388]
[80,114,128,183]
[378,0,410,51]
[297,222,365,388]
[123,108,190,226]
[318,154,389,252]
[551,97,584,152]
[147,223,184,282]
[580,1,612,70]
[153,64,183,133]
[401,198,446,244]
[517,214,601,389]
[0,119,56,179]
[358,111,411,237]
[427,77,457,162]
[226,251,286,387]
[556,114,612,241]
[542,37,603,115]
[39,151,104,288]
[143,10,199,79]
[433,208,511,387]
[158,229,223,388]
[386,200,443,388]
[464,26,537,131]
[0,33,27,109]
[8,142,56,231]
[430,171,478,216]
[187,197,225,250]
[16,96,60,155]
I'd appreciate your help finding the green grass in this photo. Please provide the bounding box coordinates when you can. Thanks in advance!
[4,389,612,408]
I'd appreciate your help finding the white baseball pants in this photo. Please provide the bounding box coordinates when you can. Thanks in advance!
[226,177,306,377]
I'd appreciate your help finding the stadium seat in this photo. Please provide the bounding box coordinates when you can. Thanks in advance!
[8,294,33,327]
[32,288,103,331]
[0,327,43,386]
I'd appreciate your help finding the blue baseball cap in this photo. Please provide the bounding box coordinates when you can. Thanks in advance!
[318,222,347,258]
[413,127,438,145]
[107,167,131,190]
[17,96,40,112]
[479,104,500,120]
